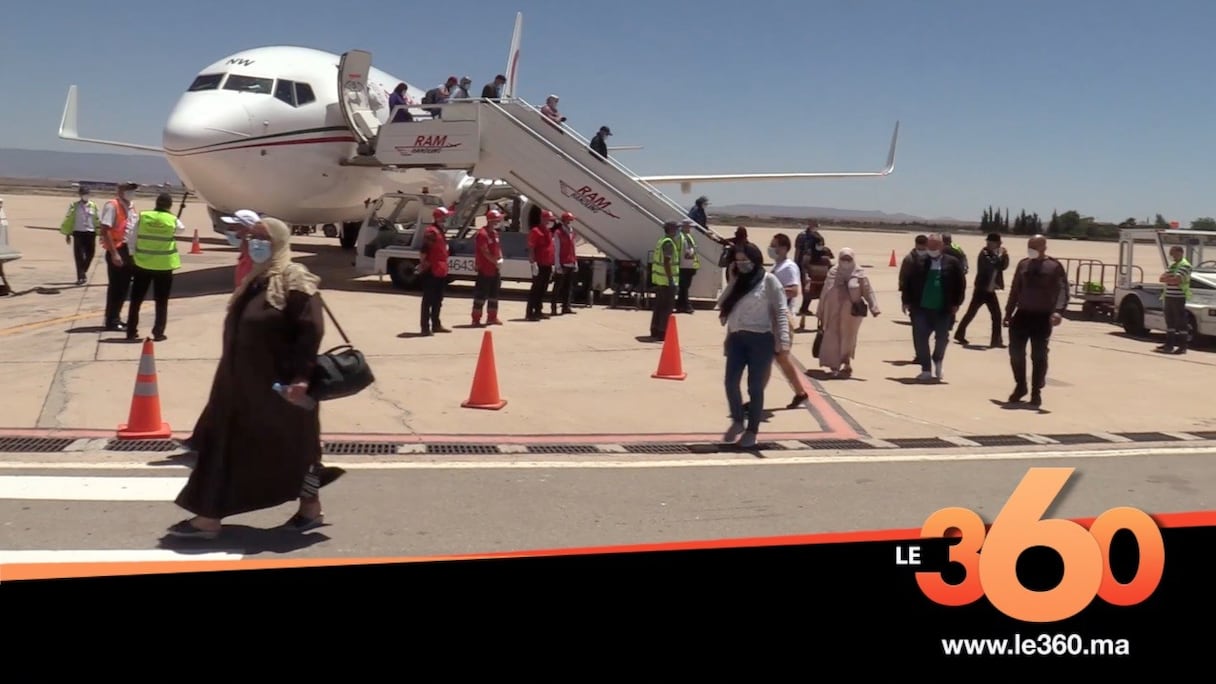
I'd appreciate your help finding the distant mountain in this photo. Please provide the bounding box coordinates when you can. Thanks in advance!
[713,203,971,225]
[0,148,180,186]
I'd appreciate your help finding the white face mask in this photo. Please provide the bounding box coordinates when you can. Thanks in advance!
[1027,248,1041,259]
[839,261,855,273]
[927,249,941,258]
[248,239,273,263]
[767,247,780,260]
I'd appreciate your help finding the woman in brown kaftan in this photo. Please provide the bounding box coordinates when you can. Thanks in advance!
[168,217,332,539]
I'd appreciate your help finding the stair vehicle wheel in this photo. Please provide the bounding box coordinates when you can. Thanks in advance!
[1119,297,1146,337]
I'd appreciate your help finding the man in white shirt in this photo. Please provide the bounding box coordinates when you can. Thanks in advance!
[765,233,809,408]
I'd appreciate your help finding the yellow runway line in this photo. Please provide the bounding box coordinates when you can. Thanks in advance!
[0,311,101,337]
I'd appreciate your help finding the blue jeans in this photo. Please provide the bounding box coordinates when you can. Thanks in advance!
[725,330,776,433]
[911,307,954,371]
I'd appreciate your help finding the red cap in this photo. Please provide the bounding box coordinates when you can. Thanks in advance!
[560,211,575,223]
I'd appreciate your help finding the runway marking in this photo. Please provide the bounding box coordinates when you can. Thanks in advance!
[0,311,100,337]
[0,550,243,565]
[0,445,1210,471]
[0,475,186,501]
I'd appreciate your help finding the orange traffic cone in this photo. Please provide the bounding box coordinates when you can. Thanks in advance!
[462,330,508,410]
[651,313,687,381]
[117,338,172,440]
[888,249,897,267]
[190,229,204,254]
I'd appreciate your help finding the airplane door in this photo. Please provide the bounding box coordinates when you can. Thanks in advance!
[337,50,380,149]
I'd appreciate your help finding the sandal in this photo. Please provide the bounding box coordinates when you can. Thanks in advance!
[279,513,325,532]
[166,519,220,540]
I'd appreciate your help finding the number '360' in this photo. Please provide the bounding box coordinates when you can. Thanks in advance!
[916,467,1165,623]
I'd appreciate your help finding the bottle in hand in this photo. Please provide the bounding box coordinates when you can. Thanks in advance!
[273,382,316,410]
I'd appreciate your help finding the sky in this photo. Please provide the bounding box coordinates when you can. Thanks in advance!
[2,0,1214,224]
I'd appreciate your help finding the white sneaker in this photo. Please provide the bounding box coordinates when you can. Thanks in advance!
[933,361,943,380]
[723,421,745,443]
[915,371,933,381]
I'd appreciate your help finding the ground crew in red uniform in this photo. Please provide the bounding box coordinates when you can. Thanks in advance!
[526,209,556,321]
[472,208,505,327]
[418,206,451,335]
[550,211,578,315]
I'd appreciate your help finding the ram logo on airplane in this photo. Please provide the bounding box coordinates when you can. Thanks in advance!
[559,181,620,219]
[394,135,463,157]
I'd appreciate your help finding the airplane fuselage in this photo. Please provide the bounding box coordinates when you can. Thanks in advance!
[161,45,469,227]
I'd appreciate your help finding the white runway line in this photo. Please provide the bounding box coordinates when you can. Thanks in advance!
[0,445,1209,472]
[0,476,187,501]
[0,550,243,565]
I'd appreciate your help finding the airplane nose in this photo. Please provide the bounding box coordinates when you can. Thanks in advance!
[162,96,255,153]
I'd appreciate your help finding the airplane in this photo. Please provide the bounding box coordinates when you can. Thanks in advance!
[57,12,899,250]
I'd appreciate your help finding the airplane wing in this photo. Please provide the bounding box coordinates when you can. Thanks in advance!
[59,85,165,153]
[635,121,899,192]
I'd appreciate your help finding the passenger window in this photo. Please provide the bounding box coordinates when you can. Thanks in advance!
[188,74,223,92]
[223,74,273,94]
[294,83,316,105]
[274,79,296,105]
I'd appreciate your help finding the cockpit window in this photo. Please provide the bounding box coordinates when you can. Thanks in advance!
[223,74,273,94]
[295,83,316,105]
[188,73,223,92]
[274,79,296,106]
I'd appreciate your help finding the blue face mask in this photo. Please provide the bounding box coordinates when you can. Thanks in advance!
[225,231,243,248]
[248,239,273,264]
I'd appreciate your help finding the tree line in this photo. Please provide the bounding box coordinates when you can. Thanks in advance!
[980,207,1216,240]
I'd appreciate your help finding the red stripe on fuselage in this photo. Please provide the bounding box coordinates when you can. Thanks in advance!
[165,135,357,157]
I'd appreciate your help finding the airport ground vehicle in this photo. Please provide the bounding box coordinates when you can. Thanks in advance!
[1113,228,1216,345]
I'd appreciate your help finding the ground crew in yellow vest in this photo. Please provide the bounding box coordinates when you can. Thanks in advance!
[125,192,185,342]
[677,218,701,314]
[649,221,680,341]
[60,185,101,285]
[1158,244,1192,355]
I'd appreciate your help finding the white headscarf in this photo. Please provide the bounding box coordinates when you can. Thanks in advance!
[228,216,320,311]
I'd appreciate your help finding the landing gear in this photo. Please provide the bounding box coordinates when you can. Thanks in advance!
[340,221,360,250]
[322,223,339,238]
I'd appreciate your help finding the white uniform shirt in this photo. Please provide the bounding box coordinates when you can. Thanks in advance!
[771,257,802,311]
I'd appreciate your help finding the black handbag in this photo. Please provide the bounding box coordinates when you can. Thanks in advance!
[310,294,375,401]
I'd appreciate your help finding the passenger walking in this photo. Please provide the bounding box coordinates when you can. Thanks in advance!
[541,95,566,123]
[168,217,335,539]
[98,181,139,332]
[1004,235,1069,406]
[688,196,709,229]
[794,220,825,322]
[719,226,749,284]
[418,206,451,335]
[649,221,680,341]
[551,211,578,315]
[472,208,505,327]
[60,185,100,285]
[676,218,700,313]
[589,126,611,161]
[902,234,966,381]
[220,209,260,288]
[450,77,472,100]
[125,192,185,342]
[815,248,881,378]
[526,209,556,321]
[718,243,792,449]
[481,74,507,100]
[954,232,1009,348]
[765,233,809,406]
[388,83,414,122]
[1157,244,1193,354]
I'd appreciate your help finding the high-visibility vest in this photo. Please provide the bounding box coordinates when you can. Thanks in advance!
[680,231,700,269]
[105,199,131,247]
[651,235,679,286]
[131,210,181,271]
[1161,257,1192,301]
[60,200,99,235]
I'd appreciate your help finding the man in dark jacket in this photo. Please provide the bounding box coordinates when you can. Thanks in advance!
[481,74,507,100]
[954,232,1010,348]
[589,126,611,161]
[688,196,709,229]
[901,233,967,381]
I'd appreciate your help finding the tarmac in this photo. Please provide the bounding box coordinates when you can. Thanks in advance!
[0,191,1212,564]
